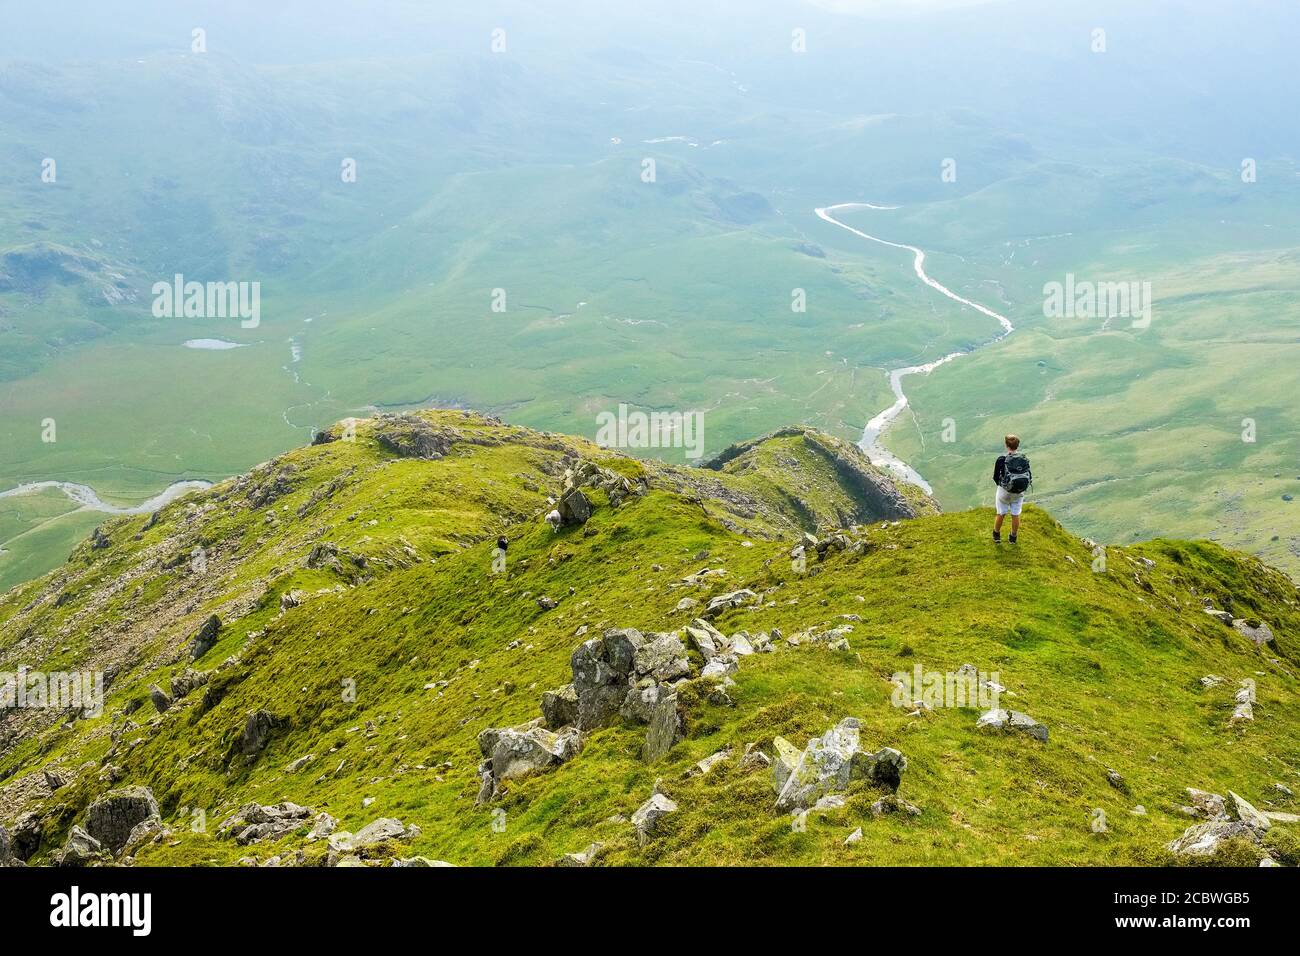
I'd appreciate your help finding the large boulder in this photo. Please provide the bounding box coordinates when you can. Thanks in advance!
[1168,820,1263,857]
[148,684,173,714]
[558,488,592,526]
[189,614,222,661]
[570,630,642,730]
[475,722,583,801]
[84,786,160,855]
[772,718,907,812]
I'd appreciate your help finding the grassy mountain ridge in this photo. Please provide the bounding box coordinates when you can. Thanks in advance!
[1,410,1297,867]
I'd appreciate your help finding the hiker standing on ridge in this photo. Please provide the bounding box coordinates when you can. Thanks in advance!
[992,434,1032,544]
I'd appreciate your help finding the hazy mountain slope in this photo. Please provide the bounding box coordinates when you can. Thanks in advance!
[1,411,1296,867]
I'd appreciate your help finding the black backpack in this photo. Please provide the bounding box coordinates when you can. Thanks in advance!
[1000,453,1032,494]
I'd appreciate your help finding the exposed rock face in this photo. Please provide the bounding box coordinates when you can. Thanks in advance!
[327,818,421,862]
[170,668,209,699]
[84,786,160,855]
[189,614,222,661]
[0,825,15,867]
[1168,820,1262,857]
[236,709,284,761]
[90,526,111,550]
[373,414,460,459]
[10,812,42,861]
[772,718,906,811]
[703,589,758,619]
[633,633,690,682]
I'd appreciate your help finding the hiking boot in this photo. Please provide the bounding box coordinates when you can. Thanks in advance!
[992,530,1001,543]
[1008,534,1018,544]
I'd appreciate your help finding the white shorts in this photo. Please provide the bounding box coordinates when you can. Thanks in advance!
[996,486,1025,516]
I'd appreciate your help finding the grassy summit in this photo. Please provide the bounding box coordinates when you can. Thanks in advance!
[1,410,1296,867]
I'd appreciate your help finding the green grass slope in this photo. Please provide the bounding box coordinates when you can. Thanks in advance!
[1,411,1297,867]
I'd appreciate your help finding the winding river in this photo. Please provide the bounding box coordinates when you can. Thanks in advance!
[0,479,212,515]
[815,202,1015,494]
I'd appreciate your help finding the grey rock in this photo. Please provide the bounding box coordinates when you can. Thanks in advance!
[643,693,684,763]
[57,826,106,867]
[558,488,592,526]
[557,842,604,867]
[540,683,580,729]
[631,793,678,842]
[236,709,283,760]
[148,684,173,713]
[621,683,667,724]
[85,786,160,855]
[478,724,583,796]
[703,589,759,618]
[1185,788,1229,820]
[634,632,690,681]
[868,794,922,817]
[1232,619,1275,646]
[170,668,209,699]
[1203,608,1235,625]
[1168,820,1263,857]
[1228,791,1271,831]
[189,614,222,661]
[773,718,905,811]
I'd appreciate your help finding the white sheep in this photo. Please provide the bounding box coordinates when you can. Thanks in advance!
[544,509,562,531]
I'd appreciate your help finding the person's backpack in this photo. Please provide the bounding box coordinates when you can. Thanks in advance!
[1000,453,1032,494]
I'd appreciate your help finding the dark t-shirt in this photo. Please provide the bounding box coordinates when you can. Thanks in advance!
[993,455,1007,485]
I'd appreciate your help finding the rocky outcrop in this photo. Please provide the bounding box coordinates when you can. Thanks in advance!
[235,709,284,762]
[84,786,160,855]
[540,684,579,730]
[373,414,460,460]
[1232,619,1275,646]
[218,802,313,845]
[772,718,906,812]
[703,426,925,522]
